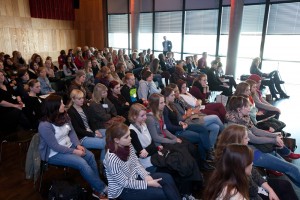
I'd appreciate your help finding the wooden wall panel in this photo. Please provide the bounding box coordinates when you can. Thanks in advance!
[0,0,106,62]
[74,0,106,48]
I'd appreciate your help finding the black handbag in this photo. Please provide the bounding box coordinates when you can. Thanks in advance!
[283,138,297,152]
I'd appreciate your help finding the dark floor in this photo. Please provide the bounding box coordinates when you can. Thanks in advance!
[0,84,299,200]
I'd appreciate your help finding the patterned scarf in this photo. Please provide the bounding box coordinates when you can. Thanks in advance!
[225,110,254,129]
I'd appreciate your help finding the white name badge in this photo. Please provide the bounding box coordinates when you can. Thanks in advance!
[102,104,108,108]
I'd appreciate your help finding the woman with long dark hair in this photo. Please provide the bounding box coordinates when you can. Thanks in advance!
[213,124,297,200]
[204,144,253,200]
[226,96,300,186]
[38,94,107,199]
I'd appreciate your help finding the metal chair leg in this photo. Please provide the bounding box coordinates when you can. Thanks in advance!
[0,140,7,162]
[39,162,47,192]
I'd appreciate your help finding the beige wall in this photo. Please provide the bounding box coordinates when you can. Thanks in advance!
[0,0,106,62]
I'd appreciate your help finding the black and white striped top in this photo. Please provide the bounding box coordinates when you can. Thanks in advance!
[103,145,149,199]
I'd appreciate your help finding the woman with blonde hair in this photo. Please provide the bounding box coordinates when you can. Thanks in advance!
[89,83,118,131]
[83,59,95,92]
[67,89,106,161]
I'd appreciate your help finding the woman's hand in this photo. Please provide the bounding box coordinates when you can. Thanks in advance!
[147,178,162,188]
[275,136,284,148]
[73,149,85,157]
[95,130,103,138]
[176,138,182,143]
[139,149,148,158]
[77,145,86,152]
[179,122,188,130]
[257,111,264,116]
[157,145,163,151]
[14,103,23,110]
[186,108,193,117]
[268,190,279,200]
[192,108,200,114]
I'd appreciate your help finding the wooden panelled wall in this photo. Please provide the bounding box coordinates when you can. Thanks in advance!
[74,0,107,49]
[0,0,106,62]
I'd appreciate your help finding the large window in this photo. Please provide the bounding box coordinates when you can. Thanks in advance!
[106,1,300,84]
[108,14,129,49]
[237,4,265,59]
[154,11,182,60]
[264,2,300,61]
[138,13,153,51]
[263,2,300,84]
[218,6,230,57]
[184,10,218,55]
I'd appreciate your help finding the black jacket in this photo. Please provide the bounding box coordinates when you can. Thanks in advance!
[67,105,95,139]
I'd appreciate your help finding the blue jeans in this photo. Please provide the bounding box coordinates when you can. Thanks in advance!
[118,172,181,200]
[153,74,164,88]
[253,149,300,187]
[81,129,106,161]
[203,115,224,148]
[48,147,106,193]
[176,124,210,160]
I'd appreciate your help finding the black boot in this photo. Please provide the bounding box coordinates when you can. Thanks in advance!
[206,149,215,162]
[280,92,290,99]
[200,161,215,171]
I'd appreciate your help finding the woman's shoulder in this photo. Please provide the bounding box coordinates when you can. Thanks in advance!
[105,151,122,167]
[38,121,54,132]
[104,98,114,105]
[217,187,246,200]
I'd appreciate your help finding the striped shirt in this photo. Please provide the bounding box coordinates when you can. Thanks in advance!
[103,145,149,199]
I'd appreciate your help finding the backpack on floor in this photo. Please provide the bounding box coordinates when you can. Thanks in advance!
[48,180,87,200]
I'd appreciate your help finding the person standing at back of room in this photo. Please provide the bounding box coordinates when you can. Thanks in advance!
[162,36,172,56]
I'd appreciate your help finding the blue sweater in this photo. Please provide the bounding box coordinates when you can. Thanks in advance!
[38,121,80,161]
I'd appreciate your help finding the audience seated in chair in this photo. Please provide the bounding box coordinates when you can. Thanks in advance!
[176,80,226,122]
[207,60,232,96]
[68,70,92,101]
[128,103,202,199]
[250,57,289,100]
[67,89,106,162]
[247,75,281,119]
[0,69,31,132]
[23,79,43,130]
[38,94,108,199]
[138,71,161,101]
[211,125,298,200]
[104,123,181,200]
[226,96,300,187]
